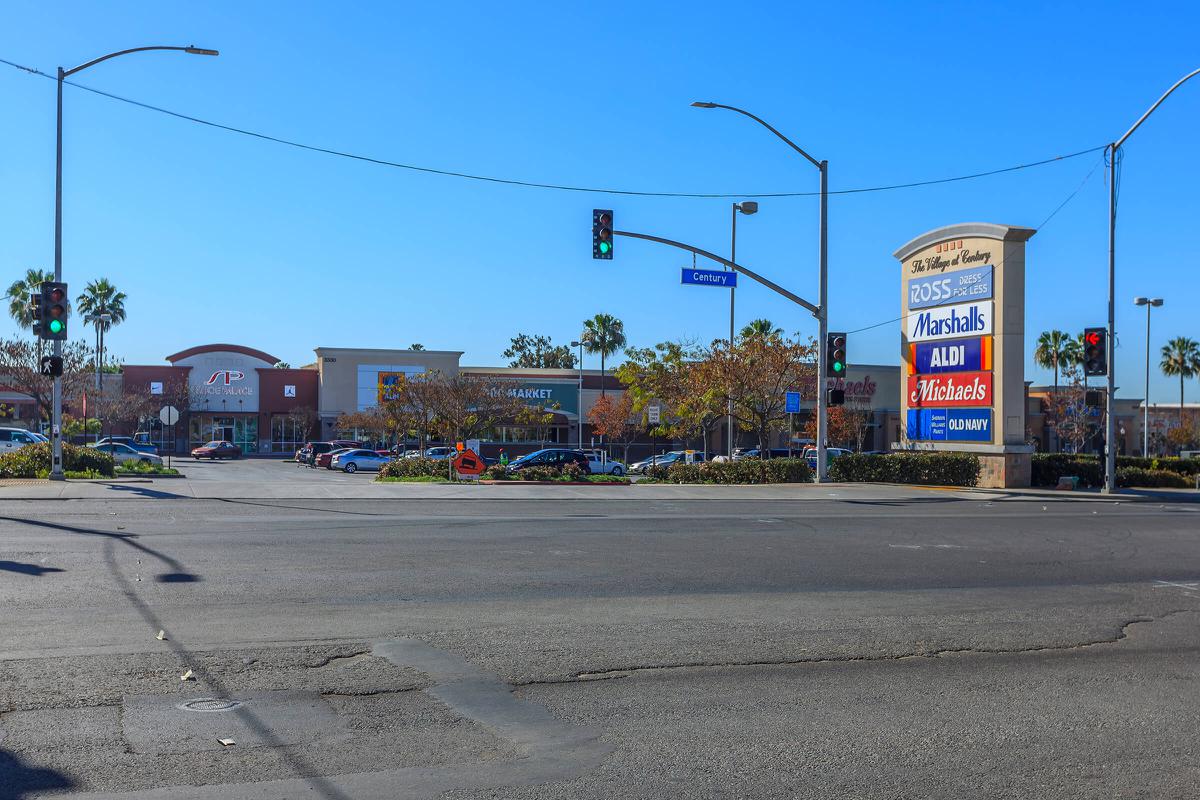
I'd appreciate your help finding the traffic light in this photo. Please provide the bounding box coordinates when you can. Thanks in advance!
[38,282,69,341]
[1083,327,1107,376]
[826,332,847,378]
[30,290,43,338]
[592,209,613,260]
[39,355,63,377]
[827,388,845,407]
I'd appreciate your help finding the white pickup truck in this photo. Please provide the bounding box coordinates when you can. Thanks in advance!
[582,449,627,476]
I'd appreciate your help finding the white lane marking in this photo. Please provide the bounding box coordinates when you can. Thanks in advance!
[1153,580,1200,597]
[888,544,967,550]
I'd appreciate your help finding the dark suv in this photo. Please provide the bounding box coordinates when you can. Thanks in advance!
[297,441,337,466]
[506,448,591,474]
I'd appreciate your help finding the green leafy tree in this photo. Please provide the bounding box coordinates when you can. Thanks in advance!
[75,278,127,333]
[1161,336,1200,430]
[739,319,783,340]
[581,313,626,396]
[6,268,53,330]
[503,333,577,369]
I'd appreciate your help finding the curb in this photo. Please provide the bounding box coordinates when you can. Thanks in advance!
[479,480,631,486]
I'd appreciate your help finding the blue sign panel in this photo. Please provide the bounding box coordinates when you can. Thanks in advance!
[785,391,801,413]
[681,268,737,288]
[911,336,991,375]
[907,264,993,310]
[906,408,993,442]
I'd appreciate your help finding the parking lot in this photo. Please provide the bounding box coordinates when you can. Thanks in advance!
[176,454,381,483]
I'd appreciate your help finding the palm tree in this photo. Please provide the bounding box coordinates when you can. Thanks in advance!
[6,268,52,330]
[1161,336,1200,425]
[740,318,783,339]
[581,313,626,396]
[75,278,127,333]
[1033,330,1080,392]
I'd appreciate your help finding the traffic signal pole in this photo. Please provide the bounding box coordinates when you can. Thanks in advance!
[1104,144,1116,494]
[816,161,829,483]
[51,67,64,481]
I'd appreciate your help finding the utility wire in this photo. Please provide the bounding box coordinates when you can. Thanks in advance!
[1,54,1104,200]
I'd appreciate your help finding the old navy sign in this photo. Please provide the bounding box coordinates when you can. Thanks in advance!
[681,267,737,288]
[906,408,993,442]
[907,264,993,310]
[907,371,993,407]
[908,336,992,375]
[907,299,991,342]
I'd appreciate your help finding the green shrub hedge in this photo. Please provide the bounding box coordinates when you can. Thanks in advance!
[1031,454,1104,487]
[378,457,450,479]
[647,458,812,485]
[0,442,115,478]
[1116,467,1193,489]
[829,452,981,487]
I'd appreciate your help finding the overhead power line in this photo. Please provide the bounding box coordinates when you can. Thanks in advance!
[1,55,1104,200]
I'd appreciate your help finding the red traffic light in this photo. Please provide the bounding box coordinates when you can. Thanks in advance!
[49,288,65,303]
[1084,331,1101,347]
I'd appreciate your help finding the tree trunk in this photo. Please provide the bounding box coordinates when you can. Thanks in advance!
[600,352,606,397]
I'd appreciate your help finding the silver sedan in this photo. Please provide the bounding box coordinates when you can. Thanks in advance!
[331,449,392,473]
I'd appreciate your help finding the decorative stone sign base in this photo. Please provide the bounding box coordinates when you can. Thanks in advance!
[977,451,1031,489]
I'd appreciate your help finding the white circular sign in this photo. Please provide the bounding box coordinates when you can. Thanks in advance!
[159,405,180,426]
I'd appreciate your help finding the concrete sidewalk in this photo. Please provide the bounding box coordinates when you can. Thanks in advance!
[0,476,1195,503]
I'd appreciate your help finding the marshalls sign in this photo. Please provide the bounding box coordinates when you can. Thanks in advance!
[893,223,1035,488]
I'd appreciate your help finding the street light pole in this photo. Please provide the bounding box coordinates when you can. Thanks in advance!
[1134,297,1163,456]
[1102,66,1199,493]
[571,340,584,449]
[729,201,758,457]
[49,44,217,480]
[692,102,830,480]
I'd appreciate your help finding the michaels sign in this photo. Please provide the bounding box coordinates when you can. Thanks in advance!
[907,299,992,343]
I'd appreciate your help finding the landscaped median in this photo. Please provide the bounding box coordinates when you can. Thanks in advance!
[1031,453,1199,489]
[830,452,981,487]
[0,441,115,479]
[641,458,812,485]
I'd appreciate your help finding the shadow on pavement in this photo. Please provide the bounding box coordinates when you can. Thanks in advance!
[99,482,189,500]
[0,749,74,800]
[0,560,64,577]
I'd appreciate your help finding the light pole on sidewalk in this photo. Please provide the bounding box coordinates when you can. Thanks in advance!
[50,44,218,479]
[692,102,830,480]
[1133,297,1163,456]
[571,340,584,449]
[728,201,758,457]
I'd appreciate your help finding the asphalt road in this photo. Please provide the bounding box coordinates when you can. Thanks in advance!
[1,475,1199,798]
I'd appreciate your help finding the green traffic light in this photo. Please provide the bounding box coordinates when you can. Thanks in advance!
[833,361,844,372]
[599,241,611,254]
[48,319,64,334]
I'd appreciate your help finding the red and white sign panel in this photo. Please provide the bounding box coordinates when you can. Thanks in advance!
[907,371,993,408]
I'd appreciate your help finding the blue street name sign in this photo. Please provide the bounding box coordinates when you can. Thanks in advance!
[785,391,801,413]
[681,267,737,288]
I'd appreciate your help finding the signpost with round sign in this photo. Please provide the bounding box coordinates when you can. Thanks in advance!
[159,406,180,469]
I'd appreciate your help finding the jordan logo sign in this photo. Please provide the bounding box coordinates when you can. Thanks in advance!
[206,370,245,386]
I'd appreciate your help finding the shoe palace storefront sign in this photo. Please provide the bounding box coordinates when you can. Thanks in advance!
[892,223,1036,488]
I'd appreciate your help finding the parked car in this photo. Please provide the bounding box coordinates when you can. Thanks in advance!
[331,448,392,473]
[506,448,591,474]
[733,448,798,461]
[405,446,457,460]
[94,436,159,455]
[0,427,44,453]
[802,446,854,469]
[297,441,336,466]
[191,440,242,460]
[96,442,164,466]
[630,451,706,474]
[316,447,356,469]
[330,439,362,449]
[581,449,626,476]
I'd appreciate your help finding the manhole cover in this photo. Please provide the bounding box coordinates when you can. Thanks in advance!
[178,698,242,713]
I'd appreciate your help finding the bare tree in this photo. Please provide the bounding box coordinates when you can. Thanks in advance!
[0,337,94,421]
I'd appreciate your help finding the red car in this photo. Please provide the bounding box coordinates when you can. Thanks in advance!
[191,440,241,459]
[315,447,355,469]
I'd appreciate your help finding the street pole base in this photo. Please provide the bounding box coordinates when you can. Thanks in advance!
[48,472,66,482]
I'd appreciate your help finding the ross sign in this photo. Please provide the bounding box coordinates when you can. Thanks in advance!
[907,371,993,408]
[159,405,180,426]
[909,337,992,375]
[785,391,801,414]
[907,299,992,342]
[681,268,737,288]
[647,403,661,424]
[906,408,993,442]
[452,448,486,476]
[907,264,993,310]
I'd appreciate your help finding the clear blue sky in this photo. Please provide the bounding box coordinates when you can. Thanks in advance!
[2,1,1198,403]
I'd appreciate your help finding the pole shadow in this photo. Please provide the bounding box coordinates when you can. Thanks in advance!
[0,749,75,800]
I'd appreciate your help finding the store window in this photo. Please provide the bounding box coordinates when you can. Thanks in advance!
[271,415,308,453]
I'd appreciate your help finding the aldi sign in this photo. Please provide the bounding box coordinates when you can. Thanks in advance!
[909,336,992,375]
[906,408,993,442]
[907,264,993,310]
[907,371,993,407]
[907,299,992,342]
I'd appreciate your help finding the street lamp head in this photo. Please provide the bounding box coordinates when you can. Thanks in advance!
[1134,297,1148,306]
[690,101,717,108]
[570,341,581,348]
[184,46,220,56]
[736,201,759,215]
[1150,298,1164,306]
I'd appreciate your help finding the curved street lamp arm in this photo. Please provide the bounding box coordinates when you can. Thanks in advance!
[693,101,822,169]
[614,229,820,317]
[63,45,217,77]
[1114,67,1200,149]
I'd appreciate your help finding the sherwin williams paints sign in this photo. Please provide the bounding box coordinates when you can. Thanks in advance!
[905,408,993,442]
[907,264,993,310]
[906,299,992,342]
[907,371,993,408]
[909,337,992,375]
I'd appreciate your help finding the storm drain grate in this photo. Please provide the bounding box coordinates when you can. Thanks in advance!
[177,698,243,713]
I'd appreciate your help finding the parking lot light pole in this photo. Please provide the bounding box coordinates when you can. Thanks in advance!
[729,201,758,457]
[1102,66,1199,492]
[692,102,830,480]
[1133,297,1163,456]
[50,45,218,480]
[571,340,584,449]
